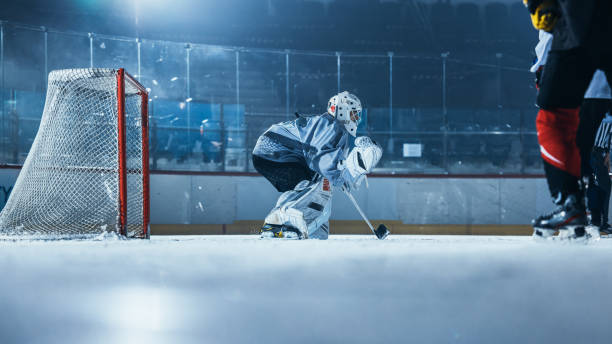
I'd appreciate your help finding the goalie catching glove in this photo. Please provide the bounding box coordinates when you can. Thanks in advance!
[339,136,382,192]
[523,0,559,32]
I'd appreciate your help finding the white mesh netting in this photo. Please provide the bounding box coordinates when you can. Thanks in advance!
[0,68,147,239]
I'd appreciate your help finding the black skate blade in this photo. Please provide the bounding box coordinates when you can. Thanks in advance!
[558,226,592,242]
[375,224,390,240]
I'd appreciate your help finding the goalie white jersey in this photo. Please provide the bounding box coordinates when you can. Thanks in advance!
[252,113,351,187]
[253,92,382,240]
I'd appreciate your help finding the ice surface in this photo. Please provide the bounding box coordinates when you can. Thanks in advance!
[1,235,612,344]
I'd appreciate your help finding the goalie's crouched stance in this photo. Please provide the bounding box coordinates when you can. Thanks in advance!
[252,91,382,239]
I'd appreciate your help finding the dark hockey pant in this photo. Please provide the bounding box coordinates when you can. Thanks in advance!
[252,155,316,193]
[577,99,612,226]
[536,47,612,200]
[577,99,612,178]
[588,148,611,227]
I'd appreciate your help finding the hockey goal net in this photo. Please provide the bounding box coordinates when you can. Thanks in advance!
[0,68,150,239]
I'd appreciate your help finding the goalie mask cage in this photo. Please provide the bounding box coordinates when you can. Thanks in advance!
[0,68,150,239]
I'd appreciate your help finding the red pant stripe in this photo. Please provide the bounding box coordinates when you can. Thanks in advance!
[536,108,581,178]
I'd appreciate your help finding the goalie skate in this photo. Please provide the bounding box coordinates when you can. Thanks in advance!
[260,224,304,240]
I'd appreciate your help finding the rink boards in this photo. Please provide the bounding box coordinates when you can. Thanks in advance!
[0,169,559,231]
[150,222,535,235]
[0,168,597,237]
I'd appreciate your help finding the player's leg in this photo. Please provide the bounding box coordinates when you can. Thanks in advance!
[252,155,319,238]
[596,53,612,234]
[309,222,330,240]
[263,175,332,240]
[252,155,316,192]
[586,180,602,228]
[599,162,611,234]
[533,48,596,236]
[576,99,610,179]
[601,185,612,235]
[576,99,610,230]
[587,148,607,227]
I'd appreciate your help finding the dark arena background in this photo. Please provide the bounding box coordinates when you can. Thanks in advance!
[1,1,612,343]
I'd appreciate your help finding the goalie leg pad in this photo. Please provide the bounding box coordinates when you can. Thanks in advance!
[264,176,332,239]
[308,222,329,240]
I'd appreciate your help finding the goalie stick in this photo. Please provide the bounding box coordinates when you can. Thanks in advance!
[343,188,390,240]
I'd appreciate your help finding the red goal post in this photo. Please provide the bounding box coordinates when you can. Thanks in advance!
[118,68,150,238]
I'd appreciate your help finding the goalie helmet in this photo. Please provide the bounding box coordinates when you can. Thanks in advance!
[327,91,362,137]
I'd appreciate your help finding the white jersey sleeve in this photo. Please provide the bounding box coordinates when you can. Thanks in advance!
[530,30,553,73]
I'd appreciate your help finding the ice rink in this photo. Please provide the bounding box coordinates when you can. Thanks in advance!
[2,234,612,344]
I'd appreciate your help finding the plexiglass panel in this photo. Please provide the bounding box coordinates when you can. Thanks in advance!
[92,36,138,75]
[290,53,337,115]
[241,51,286,172]
[0,23,544,175]
[3,27,45,91]
[341,56,389,109]
[47,31,90,71]
[447,60,499,109]
[141,40,188,171]
[2,26,45,164]
[380,108,446,172]
[189,45,236,170]
[373,132,446,174]
[393,56,442,107]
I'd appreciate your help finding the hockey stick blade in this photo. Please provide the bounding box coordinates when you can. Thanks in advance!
[375,224,390,240]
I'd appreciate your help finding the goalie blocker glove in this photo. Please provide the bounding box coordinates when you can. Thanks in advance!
[523,0,560,32]
[339,136,382,192]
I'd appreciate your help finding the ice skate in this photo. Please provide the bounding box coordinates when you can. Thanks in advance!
[532,194,589,241]
[260,224,304,240]
[585,217,603,240]
[599,224,612,238]
[556,226,593,242]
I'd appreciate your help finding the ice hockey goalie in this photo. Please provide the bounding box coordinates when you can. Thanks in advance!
[252,91,382,239]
